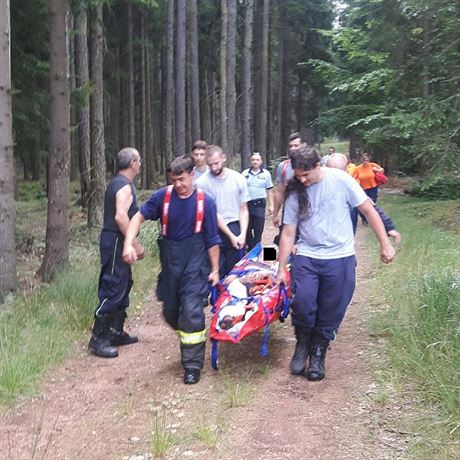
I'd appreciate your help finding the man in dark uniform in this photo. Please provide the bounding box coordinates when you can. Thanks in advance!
[123,156,220,385]
[88,147,145,358]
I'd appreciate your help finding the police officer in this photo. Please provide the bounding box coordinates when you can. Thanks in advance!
[88,148,144,358]
[123,156,220,384]
[241,152,274,250]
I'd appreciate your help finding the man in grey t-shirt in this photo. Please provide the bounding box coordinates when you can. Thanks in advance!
[276,146,395,382]
[195,145,250,277]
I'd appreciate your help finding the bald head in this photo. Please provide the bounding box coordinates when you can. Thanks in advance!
[326,153,349,171]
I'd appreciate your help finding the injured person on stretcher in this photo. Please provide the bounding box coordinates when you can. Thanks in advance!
[216,259,279,335]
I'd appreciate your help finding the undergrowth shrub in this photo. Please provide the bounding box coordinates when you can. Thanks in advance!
[406,175,460,200]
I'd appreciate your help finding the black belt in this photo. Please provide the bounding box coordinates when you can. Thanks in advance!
[248,198,266,208]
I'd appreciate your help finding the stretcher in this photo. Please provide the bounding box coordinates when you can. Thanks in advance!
[209,243,292,369]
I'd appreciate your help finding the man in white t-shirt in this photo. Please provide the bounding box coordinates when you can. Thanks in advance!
[195,145,250,277]
[276,146,395,382]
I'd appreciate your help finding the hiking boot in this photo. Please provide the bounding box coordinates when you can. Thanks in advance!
[290,327,313,375]
[89,314,118,358]
[110,310,138,346]
[184,369,201,385]
[306,333,329,381]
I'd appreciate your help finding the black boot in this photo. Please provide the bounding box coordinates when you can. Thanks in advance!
[184,369,201,385]
[89,314,119,358]
[306,333,329,381]
[290,327,313,375]
[110,310,138,346]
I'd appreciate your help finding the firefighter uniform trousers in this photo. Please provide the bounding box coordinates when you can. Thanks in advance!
[156,232,209,370]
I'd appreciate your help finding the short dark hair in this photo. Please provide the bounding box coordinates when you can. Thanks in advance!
[288,132,302,142]
[116,147,139,171]
[291,146,320,171]
[191,139,208,151]
[166,155,194,175]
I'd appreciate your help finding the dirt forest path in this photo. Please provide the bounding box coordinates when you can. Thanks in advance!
[0,222,393,460]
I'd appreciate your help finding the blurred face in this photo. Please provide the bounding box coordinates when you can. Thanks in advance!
[169,171,194,197]
[130,152,142,176]
[294,165,322,187]
[250,154,262,170]
[288,137,302,155]
[361,155,370,165]
[207,152,226,176]
[328,147,335,155]
[191,148,206,167]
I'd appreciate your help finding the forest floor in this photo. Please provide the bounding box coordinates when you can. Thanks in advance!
[0,218,406,460]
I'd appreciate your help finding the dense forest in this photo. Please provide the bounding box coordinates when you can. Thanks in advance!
[0,0,459,299]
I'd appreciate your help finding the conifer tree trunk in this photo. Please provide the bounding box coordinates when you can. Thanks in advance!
[241,0,254,169]
[87,4,106,229]
[74,0,91,208]
[140,8,147,188]
[165,0,174,162]
[257,0,269,159]
[0,0,18,301]
[126,0,135,146]
[145,21,156,186]
[226,0,237,158]
[275,0,285,156]
[175,0,186,155]
[188,0,200,142]
[39,0,71,281]
[220,0,228,151]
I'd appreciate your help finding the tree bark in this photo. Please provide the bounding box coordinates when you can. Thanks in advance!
[275,0,285,157]
[38,0,71,281]
[226,0,237,158]
[175,0,186,155]
[257,0,269,160]
[145,17,156,187]
[0,0,18,301]
[220,0,228,150]
[74,0,91,208]
[87,4,106,229]
[241,0,254,169]
[126,0,135,146]
[188,0,200,142]
[140,8,147,188]
[165,0,174,162]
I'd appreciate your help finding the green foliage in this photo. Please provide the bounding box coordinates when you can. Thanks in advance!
[369,195,460,455]
[310,0,460,174]
[406,176,460,200]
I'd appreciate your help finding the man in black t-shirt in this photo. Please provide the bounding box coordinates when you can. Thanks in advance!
[88,148,145,358]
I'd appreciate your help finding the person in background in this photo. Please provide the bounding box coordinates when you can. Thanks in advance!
[88,148,144,359]
[320,146,335,166]
[123,156,220,385]
[242,152,274,250]
[352,153,384,203]
[272,132,307,246]
[327,153,401,244]
[195,145,250,278]
[276,147,395,382]
[190,139,208,182]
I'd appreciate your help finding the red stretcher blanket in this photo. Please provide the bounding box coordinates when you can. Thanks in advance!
[209,243,292,369]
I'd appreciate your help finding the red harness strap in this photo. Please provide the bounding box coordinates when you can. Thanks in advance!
[161,186,205,236]
[281,160,290,182]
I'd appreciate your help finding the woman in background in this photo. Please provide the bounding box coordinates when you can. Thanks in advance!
[352,153,384,203]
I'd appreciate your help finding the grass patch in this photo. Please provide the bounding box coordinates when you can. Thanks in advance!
[365,194,460,458]
[221,371,255,409]
[1,192,161,409]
